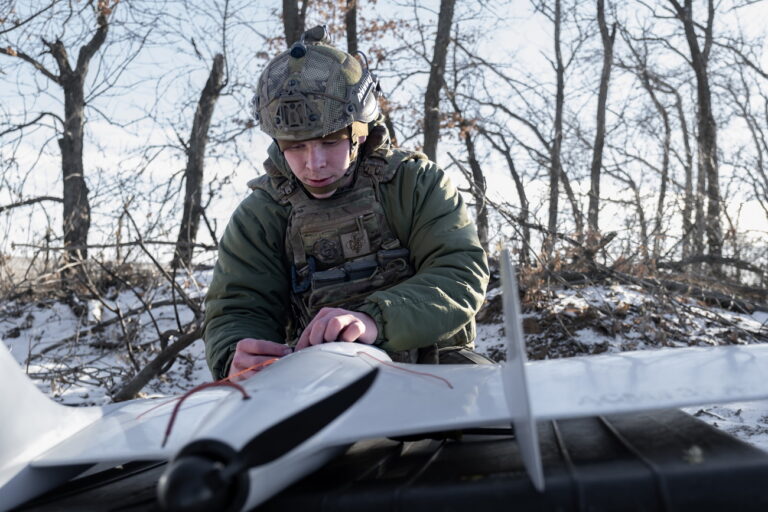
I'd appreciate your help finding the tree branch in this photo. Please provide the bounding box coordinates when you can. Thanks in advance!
[0,196,63,214]
[0,46,60,83]
[0,111,63,137]
[76,11,109,74]
[0,1,59,36]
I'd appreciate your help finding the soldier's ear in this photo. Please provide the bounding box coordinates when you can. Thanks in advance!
[357,135,367,145]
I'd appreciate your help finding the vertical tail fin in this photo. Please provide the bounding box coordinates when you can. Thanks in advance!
[499,250,545,491]
[0,340,102,510]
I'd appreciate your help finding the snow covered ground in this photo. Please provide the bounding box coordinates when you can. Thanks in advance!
[1,269,767,450]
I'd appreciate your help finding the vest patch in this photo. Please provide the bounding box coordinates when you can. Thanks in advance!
[341,225,370,258]
[312,238,342,263]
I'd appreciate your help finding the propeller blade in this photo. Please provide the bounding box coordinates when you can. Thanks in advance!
[225,367,379,476]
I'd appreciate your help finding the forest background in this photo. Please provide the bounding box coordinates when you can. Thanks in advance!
[0,0,767,402]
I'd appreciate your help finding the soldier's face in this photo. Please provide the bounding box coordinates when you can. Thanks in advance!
[281,131,352,199]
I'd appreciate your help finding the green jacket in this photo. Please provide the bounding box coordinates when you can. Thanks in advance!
[204,139,489,379]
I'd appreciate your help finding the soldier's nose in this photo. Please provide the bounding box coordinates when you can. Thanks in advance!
[306,145,326,173]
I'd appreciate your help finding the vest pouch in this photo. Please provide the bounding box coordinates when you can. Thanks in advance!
[306,273,385,316]
[345,258,378,281]
[311,267,347,288]
[305,252,413,318]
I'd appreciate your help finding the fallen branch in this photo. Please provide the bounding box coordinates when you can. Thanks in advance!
[611,271,766,315]
[657,255,765,277]
[111,322,204,402]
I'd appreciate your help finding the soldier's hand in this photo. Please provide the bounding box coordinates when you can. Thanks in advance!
[295,307,378,351]
[228,338,292,381]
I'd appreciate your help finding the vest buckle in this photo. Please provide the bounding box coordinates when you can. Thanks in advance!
[291,256,316,293]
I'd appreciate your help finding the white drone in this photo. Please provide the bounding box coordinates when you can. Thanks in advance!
[2,251,767,511]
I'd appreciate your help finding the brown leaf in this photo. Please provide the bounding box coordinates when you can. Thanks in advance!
[563,306,582,316]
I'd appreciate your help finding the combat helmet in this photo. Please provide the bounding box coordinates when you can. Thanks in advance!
[251,26,380,147]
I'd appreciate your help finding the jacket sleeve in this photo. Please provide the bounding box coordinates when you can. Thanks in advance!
[355,158,489,352]
[203,190,291,379]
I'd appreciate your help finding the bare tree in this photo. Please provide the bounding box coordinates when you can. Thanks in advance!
[172,53,226,269]
[586,0,616,237]
[673,88,696,258]
[728,68,768,226]
[345,0,358,55]
[667,0,722,262]
[479,126,531,264]
[620,30,673,262]
[283,0,309,46]
[422,0,456,161]
[547,0,565,253]
[0,2,115,271]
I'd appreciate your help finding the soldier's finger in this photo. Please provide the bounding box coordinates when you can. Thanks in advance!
[323,315,348,342]
[308,317,329,346]
[237,338,286,356]
[295,326,311,350]
[232,352,257,371]
[337,318,364,342]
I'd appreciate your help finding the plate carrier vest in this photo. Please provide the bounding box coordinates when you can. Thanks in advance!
[250,132,425,348]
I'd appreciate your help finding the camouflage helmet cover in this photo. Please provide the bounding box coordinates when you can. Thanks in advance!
[251,26,380,141]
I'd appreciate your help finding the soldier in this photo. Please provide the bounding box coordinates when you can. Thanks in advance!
[204,26,490,381]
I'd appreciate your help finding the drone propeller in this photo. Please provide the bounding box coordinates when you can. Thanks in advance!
[157,367,379,512]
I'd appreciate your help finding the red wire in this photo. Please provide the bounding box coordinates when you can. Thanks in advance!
[161,380,250,448]
[355,351,454,389]
[135,358,279,421]
[139,357,281,447]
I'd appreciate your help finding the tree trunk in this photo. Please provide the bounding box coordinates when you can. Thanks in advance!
[636,71,670,262]
[560,167,583,239]
[282,0,307,46]
[674,93,695,259]
[42,12,109,275]
[671,0,721,262]
[547,0,564,255]
[463,130,488,253]
[587,0,615,236]
[623,32,670,262]
[59,76,91,265]
[422,0,456,161]
[651,88,671,262]
[173,54,225,269]
[345,0,357,55]
[480,129,530,264]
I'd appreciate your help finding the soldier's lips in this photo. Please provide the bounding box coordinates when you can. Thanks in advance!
[306,177,334,186]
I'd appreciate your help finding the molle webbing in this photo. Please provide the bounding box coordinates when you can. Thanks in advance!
[283,150,423,336]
